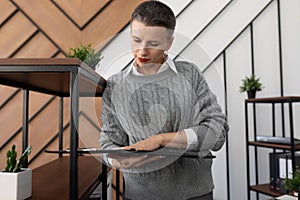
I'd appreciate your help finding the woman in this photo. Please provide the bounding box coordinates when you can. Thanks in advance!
[100,1,229,199]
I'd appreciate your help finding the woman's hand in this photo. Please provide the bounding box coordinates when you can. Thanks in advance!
[121,135,162,151]
[109,154,163,169]
[108,135,163,169]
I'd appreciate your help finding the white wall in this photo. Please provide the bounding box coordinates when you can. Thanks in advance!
[98,0,300,199]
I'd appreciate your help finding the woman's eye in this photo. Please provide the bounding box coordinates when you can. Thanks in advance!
[133,39,141,43]
[149,42,159,47]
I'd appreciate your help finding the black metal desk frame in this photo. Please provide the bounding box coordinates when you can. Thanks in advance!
[0,58,106,200]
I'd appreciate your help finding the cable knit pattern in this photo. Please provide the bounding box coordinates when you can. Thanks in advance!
[100,61,229,200]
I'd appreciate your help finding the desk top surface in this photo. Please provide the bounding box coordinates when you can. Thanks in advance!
[0,58,84,65]
[0,58,106,97]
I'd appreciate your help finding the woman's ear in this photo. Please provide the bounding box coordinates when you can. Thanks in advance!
[166,36,174,51]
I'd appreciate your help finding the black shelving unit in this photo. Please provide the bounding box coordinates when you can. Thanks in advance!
[245,96,300,199]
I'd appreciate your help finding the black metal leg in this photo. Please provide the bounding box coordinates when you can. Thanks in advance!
[245,101,250,200]
[102,163,107,200]
[289,101,295,172]
[253,103,259,200]
[116,169,120,200]
[70,71,79,200]
[272,103,275,137]
[22,89,29,168]
[59,97,64,158]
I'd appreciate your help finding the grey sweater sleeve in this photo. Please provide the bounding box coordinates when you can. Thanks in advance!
[188,64,229,155]
[99,79,129,164]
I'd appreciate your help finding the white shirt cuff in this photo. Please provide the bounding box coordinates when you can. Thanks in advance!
[183,128,198,150]
[107,158,113,166]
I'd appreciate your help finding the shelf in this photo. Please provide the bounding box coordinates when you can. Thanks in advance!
[248,141,300,150]
[0,58,107,199]
[30,156,104,200]
[246,96,300,103]
[250,184,283,197]
[245,96,300,199]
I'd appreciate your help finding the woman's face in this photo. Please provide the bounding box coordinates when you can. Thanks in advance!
[130,20,173,67]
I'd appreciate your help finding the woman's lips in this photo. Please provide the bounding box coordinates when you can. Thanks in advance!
[138,57,150,63]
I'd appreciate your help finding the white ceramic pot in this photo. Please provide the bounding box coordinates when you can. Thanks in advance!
[294,191,298,197]
[0,168,32,200]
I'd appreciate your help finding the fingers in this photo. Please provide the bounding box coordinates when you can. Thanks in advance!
[112,155,165,169]
[112,159,122,168]
[110,155,143,169]
[120,137,161,152]
[129,155,149,167]
[120,155,147,168]
[134,155,164,167]
[120,146,136,151]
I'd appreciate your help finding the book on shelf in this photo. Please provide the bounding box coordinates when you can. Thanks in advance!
[269,152,300,193]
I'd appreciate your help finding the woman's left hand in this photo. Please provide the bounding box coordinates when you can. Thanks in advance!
[121,135,162,151]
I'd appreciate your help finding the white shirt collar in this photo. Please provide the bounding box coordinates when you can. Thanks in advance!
[124,56,177,77]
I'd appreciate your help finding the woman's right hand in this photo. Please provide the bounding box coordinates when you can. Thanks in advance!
[109,154,163,169]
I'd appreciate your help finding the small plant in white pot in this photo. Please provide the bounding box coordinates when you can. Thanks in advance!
[0,145,32,200]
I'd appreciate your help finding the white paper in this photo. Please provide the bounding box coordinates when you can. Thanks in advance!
[279,158,292,179]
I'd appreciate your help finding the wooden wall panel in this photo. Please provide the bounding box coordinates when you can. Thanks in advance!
[54,0,110,27]
[0,0,16,26]
[0,91,23,144]
[12,0,81,53]
[0,91,52,146]
[0,0,145,178]
[54,52,66,58]
[28,126,70,169]
[0,86,19,106]
[95,98,102,128]
[28,92,55,121]
[0,12,37,57]
[83,0,144,48]
[13,32,58,58]
[28,99,62,155]
[81,0,110,25]
[53,0,82,26]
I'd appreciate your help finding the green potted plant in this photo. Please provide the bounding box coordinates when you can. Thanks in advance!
[239,74,263,98]
[0,145,32,200]
[67,43,103,70]
[286,169,300,197]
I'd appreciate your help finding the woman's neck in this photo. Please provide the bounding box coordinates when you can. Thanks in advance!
[135,63,162,75]
[134,57,166,76]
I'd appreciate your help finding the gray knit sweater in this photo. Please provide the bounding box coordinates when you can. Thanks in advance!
[100,61,229,200]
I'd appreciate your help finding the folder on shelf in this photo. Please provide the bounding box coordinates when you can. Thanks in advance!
[269,152,300,193]
[269,152,286,193]
[269,153,277,190]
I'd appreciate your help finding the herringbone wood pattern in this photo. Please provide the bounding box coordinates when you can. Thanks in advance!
[0,0,144,170]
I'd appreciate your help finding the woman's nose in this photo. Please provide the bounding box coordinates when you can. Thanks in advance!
[138,47,148,56]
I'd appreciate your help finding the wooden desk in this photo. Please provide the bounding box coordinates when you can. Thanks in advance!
[0,58,106,97]
[0,58,106,200]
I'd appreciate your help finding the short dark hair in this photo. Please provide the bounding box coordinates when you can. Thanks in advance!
[131,1,176,31]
